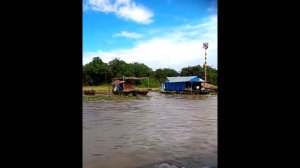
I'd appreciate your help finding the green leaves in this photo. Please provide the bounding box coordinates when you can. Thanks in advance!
[180,65,217,85]
[153,68,179,82]
[83,57,111,85]
[83,57,217,86]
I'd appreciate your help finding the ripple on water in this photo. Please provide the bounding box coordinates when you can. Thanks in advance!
[83,92,217,168]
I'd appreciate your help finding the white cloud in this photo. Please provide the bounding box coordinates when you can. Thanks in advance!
[207,0,218,13]
[113,31,143,38]
[85,0,153,24]
[83,2,89,12]
[207,7,217,13]
[83,15,217,71]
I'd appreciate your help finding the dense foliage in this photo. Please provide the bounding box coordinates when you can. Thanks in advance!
[83,57,217,86]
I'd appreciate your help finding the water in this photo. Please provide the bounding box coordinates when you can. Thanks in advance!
[83,92,217,168]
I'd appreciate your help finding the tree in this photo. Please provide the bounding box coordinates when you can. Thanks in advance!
[83,57,111,85]
[131,62,153,77]
[153,68,179,82]
[82,57,217,86]
[108,58,129,77]
[206,65,218,85]
[180,65,217,85]
[180,65,204,77]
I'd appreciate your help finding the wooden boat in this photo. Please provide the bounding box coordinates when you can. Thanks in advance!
[132,89,148,96]
[111,77,149,96]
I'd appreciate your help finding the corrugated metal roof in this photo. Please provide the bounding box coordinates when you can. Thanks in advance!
[166,76,204,82]
[199,78,205,82]
[112,80,125,85]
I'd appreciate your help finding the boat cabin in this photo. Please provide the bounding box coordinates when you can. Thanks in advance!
[111,77,148,95]
[161,76,209,94]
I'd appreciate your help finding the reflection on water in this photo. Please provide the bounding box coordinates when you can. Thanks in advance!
[83,92,217,168]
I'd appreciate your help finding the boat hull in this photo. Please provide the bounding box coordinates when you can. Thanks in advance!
[112,89,148,96]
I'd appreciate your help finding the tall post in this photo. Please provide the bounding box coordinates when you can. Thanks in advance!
[203,42,208,89]
[123,76,125,91]
[205,48,207,88]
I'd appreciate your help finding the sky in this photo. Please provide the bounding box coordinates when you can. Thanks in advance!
[83,0,217,71]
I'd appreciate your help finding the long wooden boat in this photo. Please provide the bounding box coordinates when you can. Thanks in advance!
[111,77,149,96]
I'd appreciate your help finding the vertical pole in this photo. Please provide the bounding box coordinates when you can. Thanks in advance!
[123,76,125,91]
[204,48,207,89]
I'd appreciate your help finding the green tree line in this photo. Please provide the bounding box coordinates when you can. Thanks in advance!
[83,57,217,86]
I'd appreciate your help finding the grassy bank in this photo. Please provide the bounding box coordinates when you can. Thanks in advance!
[83,84,111,92]
[83,83,160,92]
[82,83,159,102]
[82,82,216,102]
[136,78,161,88]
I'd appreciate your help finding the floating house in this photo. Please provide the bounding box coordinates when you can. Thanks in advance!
[112,77,148,96]
[161,76,209,94]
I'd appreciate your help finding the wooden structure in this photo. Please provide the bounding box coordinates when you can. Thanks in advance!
[111,77,149,96]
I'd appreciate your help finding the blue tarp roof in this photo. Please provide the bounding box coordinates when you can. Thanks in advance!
[166,76,204,83]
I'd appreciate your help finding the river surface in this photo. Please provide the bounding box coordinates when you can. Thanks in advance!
[83,92,217,168]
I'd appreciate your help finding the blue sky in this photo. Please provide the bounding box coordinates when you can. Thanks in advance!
[83,0,217,71]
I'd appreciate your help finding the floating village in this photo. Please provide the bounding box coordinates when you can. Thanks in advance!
[83,42,217,97]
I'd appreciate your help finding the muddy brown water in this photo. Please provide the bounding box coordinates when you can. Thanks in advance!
[83,91,217,168]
